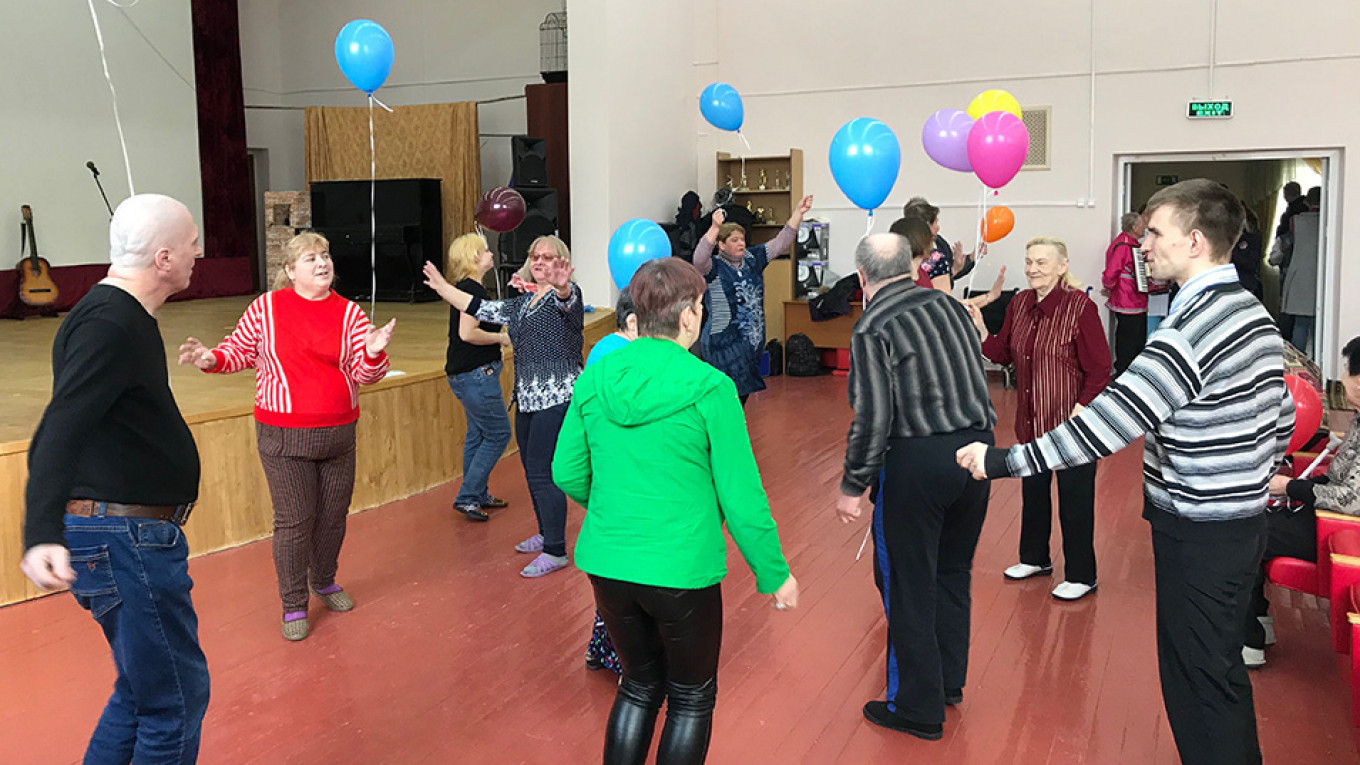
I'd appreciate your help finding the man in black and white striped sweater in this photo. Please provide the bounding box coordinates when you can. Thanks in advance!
[957,179,1293,765]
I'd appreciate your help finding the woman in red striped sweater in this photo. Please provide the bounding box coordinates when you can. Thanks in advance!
[966,237,1110,601]
[178,232,395,640]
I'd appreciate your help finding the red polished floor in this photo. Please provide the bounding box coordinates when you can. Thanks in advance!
[2,376,1357,764]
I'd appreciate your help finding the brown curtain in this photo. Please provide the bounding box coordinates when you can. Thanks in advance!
[304,102,480,252]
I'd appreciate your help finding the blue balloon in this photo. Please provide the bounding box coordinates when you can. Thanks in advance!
[608,219,672,290]
[335,20,394,94]
[828,118,901,212]
[699,83,744,132]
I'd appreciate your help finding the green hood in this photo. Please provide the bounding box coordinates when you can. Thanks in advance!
[581,337,724,426]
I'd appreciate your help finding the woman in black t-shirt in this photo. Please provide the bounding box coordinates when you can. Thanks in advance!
[444,233,512,522]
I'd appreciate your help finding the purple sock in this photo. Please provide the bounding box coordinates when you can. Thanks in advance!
[314,584,342,595]
[283,610,307,622]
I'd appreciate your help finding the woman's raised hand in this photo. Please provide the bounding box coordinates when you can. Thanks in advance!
[544,258,575,293]
[365,318,397,355]
[177,337,217,371]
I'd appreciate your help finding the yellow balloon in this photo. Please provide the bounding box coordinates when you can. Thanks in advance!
[966,89,1022,120]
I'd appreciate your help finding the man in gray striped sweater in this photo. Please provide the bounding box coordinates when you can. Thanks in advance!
[957,179,1293,765]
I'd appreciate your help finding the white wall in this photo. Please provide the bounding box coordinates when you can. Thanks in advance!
[702,0,1360,373]
[0,1,202,266]
[568,0,701,303]
[239,0,563,197]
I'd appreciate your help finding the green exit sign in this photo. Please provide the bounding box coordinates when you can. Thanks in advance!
[1188,100,1233,119]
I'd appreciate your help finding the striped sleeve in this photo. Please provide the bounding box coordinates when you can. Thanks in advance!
[209,295,267,374]
[841,329,893,495]
[345,303,389,385]
[999,329,1202,477]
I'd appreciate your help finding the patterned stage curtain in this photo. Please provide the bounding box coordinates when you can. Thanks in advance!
[304,102,480,252]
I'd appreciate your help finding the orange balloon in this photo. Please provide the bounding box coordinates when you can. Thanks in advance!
[981,205,1015,243]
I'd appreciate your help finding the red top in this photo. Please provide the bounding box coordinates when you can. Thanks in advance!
[1101,232,1147,314]
[208,288,389,428]
[980,284,1110,441]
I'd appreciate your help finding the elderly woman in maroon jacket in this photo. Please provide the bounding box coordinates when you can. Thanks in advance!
[966,236,1111,601]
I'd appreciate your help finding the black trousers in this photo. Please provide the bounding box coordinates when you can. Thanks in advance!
[1019,462,1097,584]
[1112,311,1146,377]
[1150,510,1266,765]
[1244,507,1317,649]
[872,429,992,724]
[590,575,723,765]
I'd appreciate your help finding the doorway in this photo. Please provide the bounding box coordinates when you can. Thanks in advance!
[1115,150,1342,379]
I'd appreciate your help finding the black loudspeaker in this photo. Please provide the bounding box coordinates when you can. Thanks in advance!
[310,179,443,302]
[511,135,547,188]
[498,187,559,265]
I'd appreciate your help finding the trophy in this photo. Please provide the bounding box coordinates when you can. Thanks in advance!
[755,206,766,223]
[739,170,749,191]
[745,200,754,215]
[758,169,768,190]
[724,173,733,189]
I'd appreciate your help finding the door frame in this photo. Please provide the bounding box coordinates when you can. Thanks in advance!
[1115,148,1343,379]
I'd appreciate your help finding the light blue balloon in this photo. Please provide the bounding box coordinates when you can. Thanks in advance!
[608,219,672,290]
[828,118,901,212]
[699,83,744,132]
[335,20,394,94]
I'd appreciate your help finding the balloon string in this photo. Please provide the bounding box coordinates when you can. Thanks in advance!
[737,131,751,188]
[87,0,135,195]
[965,184,986,297]
[371,94,394,113]
[855,526,872,561]
[863,212,874,240]
[369,94,377,319]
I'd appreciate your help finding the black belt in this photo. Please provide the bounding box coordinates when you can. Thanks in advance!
[66,499,195,525]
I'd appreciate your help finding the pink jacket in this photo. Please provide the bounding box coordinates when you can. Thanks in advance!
[1101,232,1147,314]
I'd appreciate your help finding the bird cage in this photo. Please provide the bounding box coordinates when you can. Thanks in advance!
[540,12,567,82]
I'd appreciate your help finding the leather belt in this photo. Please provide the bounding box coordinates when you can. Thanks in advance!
[66,499,195,525]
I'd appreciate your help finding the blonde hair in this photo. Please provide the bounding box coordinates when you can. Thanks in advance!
[1025,236,1081,289]
[273,231,329,290]
[445,233,488,284]
[514,234,571,284]
[717,222,745,244]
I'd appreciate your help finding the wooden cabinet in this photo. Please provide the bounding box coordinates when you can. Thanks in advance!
[716,149,803,342]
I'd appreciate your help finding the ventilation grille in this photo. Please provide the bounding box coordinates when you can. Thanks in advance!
[1021,106,1051,170]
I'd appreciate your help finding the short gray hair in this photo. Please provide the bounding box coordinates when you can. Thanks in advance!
[854,233,914,285]
[109,194,190,269]
[1120,211,1141,233]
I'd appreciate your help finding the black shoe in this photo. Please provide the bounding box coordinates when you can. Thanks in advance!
[455,503,490,522]
[481,495,509,509]
[944,688,963,706]
[585,655,605,671]
[862,701,943,740]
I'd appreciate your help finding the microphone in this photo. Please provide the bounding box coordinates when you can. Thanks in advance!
[86,160,113,218]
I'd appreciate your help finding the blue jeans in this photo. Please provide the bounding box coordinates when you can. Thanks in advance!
[516,401,570,557]
[448,362,513,506]
[65,513,210,765]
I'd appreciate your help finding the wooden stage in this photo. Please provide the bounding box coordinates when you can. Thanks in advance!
[0,295,614,607]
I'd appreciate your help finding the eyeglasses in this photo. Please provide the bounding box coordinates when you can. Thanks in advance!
[529,252,558,262]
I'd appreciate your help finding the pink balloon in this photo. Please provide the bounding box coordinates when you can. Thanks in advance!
[966,112,1030,189]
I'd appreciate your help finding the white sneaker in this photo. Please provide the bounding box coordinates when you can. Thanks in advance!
[1259,616,1276,646]
[1051,581,1097,601]
[1003,563,1054,580]
[1242,645,1266,669]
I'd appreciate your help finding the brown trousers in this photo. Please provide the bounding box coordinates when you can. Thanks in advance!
[256,421,358,612]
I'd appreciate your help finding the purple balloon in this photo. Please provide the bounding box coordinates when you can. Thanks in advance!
[966,111,1030,189]
[921,109,974,172]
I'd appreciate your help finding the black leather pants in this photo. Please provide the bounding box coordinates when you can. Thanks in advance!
[590,576,723,765]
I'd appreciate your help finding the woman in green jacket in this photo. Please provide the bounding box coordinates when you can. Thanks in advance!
[553,258,798,765]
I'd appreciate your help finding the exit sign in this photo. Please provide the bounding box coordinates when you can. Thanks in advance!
[1188,100,1233,119]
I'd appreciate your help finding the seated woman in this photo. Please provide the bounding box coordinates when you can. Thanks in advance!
[1248,336,1360,667]
[553,258,798,764]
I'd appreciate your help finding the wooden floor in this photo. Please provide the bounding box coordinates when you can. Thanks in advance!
[2,376,1357,764]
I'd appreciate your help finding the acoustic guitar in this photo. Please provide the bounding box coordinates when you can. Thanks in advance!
[17,205,58,307]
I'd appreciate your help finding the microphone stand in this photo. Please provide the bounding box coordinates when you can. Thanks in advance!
[87,162,114,219]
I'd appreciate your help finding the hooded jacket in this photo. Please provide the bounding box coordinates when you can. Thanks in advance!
[552,337,790,593]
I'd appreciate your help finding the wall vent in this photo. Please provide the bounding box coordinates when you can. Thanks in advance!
[1021,106,1051,170]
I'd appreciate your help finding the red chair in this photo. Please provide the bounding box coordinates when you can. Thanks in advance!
[1266,510,1360,599]
[1331,529,1360,654]
[1347,584,1360,727]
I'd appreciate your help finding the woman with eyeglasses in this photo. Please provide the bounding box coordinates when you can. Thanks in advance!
[423,235,584,578]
